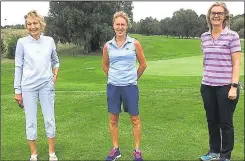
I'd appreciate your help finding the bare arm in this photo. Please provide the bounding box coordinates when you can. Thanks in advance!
[228,33,242,100]
[135,40,147,80]
[230,33,242,84]
[102,43,109,76]
[231,52,241,84]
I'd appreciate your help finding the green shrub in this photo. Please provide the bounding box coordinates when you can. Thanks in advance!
[238,28,244,39]
[6,34,22,59]
[1,37,7,57]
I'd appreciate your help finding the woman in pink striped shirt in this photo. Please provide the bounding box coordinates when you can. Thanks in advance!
[199,2,242,161]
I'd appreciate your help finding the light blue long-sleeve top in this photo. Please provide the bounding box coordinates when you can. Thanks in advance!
[14,35,60,94]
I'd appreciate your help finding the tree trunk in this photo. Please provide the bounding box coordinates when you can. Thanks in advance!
[91,39,100,51]
[83,42,91,54]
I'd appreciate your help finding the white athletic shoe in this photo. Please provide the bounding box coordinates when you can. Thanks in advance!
[49,152,58,161]
[30,154,37,161]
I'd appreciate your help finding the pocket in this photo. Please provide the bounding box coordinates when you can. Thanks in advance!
[49,79,55,88]
[129,84,137,88]
[107,84,115,99]
[129,85,139,95]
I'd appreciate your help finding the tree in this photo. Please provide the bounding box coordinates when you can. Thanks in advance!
[1,37,7,57]
[171,9,200,38]
[138,17,161,36]
[198,14,209,37]
[238,28,244,38]
[151,18,161,35]
[160,17,171,37]
[139,17,150,35]
[128,21,140,34]
[45,1,133,54]
[6,34,23,59]
[231,16,244,32]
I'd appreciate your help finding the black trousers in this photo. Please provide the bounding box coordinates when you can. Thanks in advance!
[200,84,240,159]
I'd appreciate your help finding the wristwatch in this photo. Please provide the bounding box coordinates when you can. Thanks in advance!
[230,83,238,88]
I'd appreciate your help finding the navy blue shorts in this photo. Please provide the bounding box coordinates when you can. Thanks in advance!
[107,84,139,115]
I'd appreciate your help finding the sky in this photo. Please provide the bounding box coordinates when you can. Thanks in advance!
[1,1,244,26]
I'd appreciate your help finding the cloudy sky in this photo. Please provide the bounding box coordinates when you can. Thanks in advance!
[1,1,244,26]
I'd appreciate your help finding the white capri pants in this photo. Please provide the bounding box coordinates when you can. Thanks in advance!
[22,80,56,140]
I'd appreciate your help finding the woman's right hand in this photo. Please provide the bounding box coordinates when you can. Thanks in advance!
[14,94,24,108]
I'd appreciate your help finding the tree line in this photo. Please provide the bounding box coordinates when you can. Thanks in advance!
[1,24,25,29]
[44,1,133,54]
[129,10,244,39]
[2,2,244,55]
[44,2,243,54]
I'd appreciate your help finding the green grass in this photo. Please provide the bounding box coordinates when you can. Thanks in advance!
[145,55,244,76]
[1,34,244,160]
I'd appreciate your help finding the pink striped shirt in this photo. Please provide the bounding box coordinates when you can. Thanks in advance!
[200,27,241,86]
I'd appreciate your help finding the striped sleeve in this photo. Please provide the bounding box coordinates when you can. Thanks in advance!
[230,32,241,53]
[200,34,206,52]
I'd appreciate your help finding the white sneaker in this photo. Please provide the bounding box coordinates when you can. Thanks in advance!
[49,152,58,161]
[30,154,37,161]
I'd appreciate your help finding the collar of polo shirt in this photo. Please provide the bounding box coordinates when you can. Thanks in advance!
[28,33,44,41]
[109,35,133,47]
[207,27,229,35]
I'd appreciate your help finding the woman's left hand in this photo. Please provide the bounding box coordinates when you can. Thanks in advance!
[228,87,237,100]
[53,74,57,84]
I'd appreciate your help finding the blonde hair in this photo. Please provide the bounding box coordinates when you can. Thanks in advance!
[113,11,132,28]
[24,10,46,31]
[206,2,230,29]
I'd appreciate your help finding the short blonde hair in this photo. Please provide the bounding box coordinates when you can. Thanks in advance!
[206,2,230,29]
[24,10,46,31]
[113,11,131,28]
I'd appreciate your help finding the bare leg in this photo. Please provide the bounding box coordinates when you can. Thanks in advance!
[130,115,141,149]
[109,113,119,148]
[28,140,38,155]
[48,137,55,154]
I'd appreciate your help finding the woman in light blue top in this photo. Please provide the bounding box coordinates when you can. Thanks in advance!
[102,11,147,161]
[14,10,59,161]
